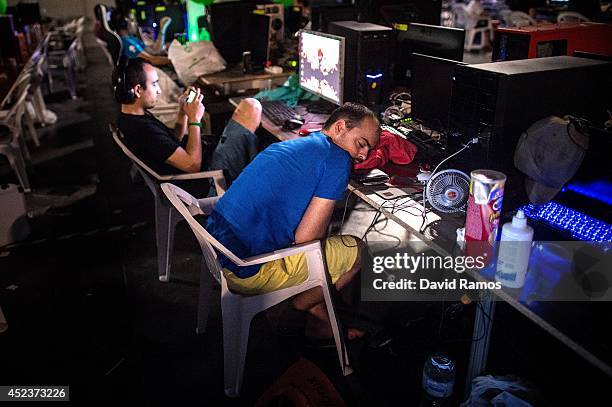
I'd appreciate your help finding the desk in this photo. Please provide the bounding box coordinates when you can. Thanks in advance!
[228,99,612,393]
[350,181,612,394]
[228,97,329,142]
[199,65,292,97]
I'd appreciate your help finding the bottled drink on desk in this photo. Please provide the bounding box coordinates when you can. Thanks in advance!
[420,353,455,407]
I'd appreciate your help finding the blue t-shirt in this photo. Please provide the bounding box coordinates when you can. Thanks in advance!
[122,35,145,58]
[206,132,351,278]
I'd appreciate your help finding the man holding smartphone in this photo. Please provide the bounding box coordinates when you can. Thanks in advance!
[115,58,262,182]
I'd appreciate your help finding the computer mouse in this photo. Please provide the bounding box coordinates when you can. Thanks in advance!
[283,118,304,130]
[298,128,311,137]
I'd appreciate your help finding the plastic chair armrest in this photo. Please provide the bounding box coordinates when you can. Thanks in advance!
[196,196,221,215]
[159,169,223,181]
[239,241,322,266]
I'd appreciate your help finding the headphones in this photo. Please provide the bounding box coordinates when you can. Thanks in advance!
[113,56,136,104]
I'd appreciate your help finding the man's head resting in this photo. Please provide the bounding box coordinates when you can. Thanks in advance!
[323,103,380,163]
[113,57,160,108]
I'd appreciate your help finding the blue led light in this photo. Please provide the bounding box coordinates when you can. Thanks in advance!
[366,73,383,79]
[566,180,612,206]
[519,202,611,242]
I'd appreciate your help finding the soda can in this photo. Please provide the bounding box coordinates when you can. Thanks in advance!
[464,170,506,245]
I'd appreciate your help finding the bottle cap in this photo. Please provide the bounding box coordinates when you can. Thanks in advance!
[512,209,528,228]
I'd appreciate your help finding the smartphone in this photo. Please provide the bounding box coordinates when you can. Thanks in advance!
[186,89,196,103]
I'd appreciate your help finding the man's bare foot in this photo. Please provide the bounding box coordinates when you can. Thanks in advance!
[305,312,365,341]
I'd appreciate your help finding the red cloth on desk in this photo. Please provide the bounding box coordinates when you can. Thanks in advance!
[353,130,418,171]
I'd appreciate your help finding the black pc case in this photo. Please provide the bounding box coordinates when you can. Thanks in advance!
[328,21,392,110]
[448,56,612,171]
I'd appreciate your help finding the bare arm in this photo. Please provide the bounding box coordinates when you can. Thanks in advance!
[174,87,198,141]
[174,111,188,141]
[165,126,202,173]
[137,50,171,66]
[294,197,336,244]
[165,89,204,173]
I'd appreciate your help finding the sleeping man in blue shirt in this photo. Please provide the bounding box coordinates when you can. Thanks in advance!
[206,103,380,340]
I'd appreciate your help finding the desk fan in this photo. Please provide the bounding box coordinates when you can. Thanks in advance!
[422,169,470,213]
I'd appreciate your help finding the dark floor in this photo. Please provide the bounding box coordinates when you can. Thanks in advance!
[1,27,611,406]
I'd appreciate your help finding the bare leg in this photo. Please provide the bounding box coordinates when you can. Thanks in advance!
[292,236,365,340]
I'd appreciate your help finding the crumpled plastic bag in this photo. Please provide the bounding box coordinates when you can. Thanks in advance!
[461,375,543,407]
[167,40,226,86]
[254,74,319,107]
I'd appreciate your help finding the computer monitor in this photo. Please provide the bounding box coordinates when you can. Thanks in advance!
[134,1,155,28]
[394,23,464,86]
[410,53,466,132]
[298,30,345,105]
[309,3,355,32]
[246,13,270,69]
[16,2,42,26]
[208,1,256,63]
[154,4,186,41]
[364,0,442,26]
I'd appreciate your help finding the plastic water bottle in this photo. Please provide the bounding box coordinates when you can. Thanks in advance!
[420,353,455,407]
[495,210,534,288]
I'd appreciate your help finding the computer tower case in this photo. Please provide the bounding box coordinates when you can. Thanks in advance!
[448,56,611,211]
[448,56,611,171]
[493,22,612,62]
[328,21,392,110]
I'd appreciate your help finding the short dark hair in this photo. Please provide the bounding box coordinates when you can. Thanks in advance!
[322,102,379,131]
[124,57,149,90]
[112,57,150,104]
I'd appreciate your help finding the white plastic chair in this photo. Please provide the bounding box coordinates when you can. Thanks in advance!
[28,49,58,128]
[508,11,536,27]
[452,3,492,51]
[47,39,79,99]
[0,88,33,192]
[96,38,115,67]
[110,125,227,282]
[160,182,352,397]
[0,75,37,156]
[499,9,513,27]
[557,11,590,23]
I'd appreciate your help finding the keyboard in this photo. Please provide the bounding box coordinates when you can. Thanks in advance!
[261,101,299,126]
[520,201,611,242]
[380,124,446,160]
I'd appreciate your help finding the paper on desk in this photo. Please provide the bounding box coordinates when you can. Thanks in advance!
[168,40,226,86]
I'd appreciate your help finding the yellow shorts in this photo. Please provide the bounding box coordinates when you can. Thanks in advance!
[223,235,359,296]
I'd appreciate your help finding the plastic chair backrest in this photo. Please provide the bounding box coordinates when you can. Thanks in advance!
[509,11,536,27]
[1,86,29,142]
[110,124,227,196]
[499,9,513,26]
[110,125,170,182]
[95,4,122,65]
[451,4,468,28]
[161,182,249,284]
[557,11,590,23]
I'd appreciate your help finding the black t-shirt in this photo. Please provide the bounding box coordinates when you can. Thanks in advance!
[117,111,187,175]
